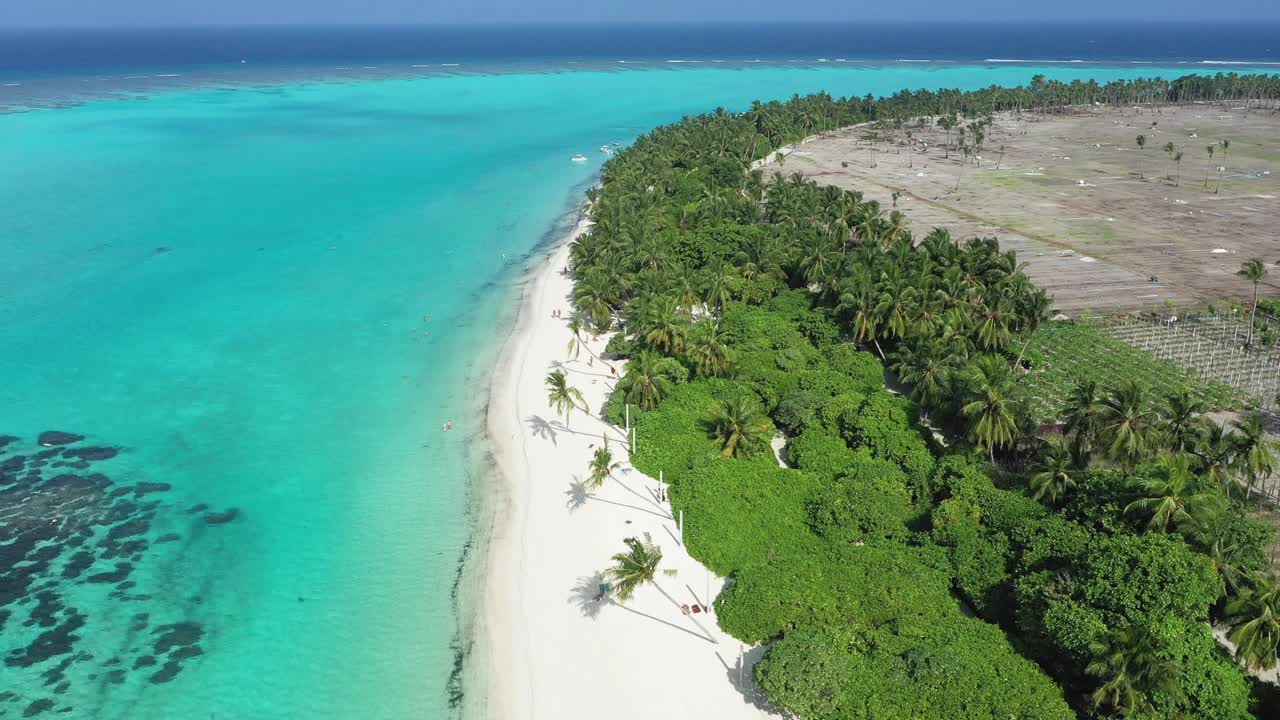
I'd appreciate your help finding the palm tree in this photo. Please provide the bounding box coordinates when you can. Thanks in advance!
[1063,380,1105,465]
[587,436,621,489]
[1188,509,1251,595]
[566,317,586,361]
[1124,453,1221,532]
[1161,389,1206,453]
[1173,150,1183,186]
[685,321,733,378]
[1225,572,1280,672]
[1232,412,1277,499]
[642,296,688,354]
[617,350,674,410]
[1191,419,1241,496]
[1237,258,1268,347]
[1029,436,1078,505]
[1013,289,1052,368]
[1099,380,1161,471]
[1204,144,1215,188]
[545,369,587,427]
[960,355,1019,465]
[974,298,1014,352]
[1086,625,1181,716]
[1135,134,1148,179]
[602,532,677,603]
[709,395,771,458]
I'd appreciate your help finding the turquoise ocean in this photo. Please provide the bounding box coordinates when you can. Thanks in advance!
[1,37,1274,719]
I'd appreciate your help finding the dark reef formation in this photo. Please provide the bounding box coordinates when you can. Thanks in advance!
[0,431,236,716]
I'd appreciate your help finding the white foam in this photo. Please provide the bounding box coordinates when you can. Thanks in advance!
[153,74,181,77]
[442,63,460,67]
[1199,60,1280,65]
[2,82,20,87]
[985,59,1085,63]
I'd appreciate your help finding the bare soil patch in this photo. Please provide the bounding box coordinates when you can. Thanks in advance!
[786,103,1280,315]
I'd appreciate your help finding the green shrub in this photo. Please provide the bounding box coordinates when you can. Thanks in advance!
[716,541,954,645]
[1150,618,1253,720]
[950,529,1012,618]
[794,309,843,348]
[787,428,856,480]
[669,460,822,577]
[721,302,816,354]
[602,385,630,427]
[604,332,639,359]
[753,627,846,720]
[796,366,862,398]
[843,392,935,496]
[931,497,983,546]
[1011,515,1094,574]
[821,344,884,392]
[808,452,914,543]
[772,388,824,435]
[631,379,771,486]
[775,346,808,372]
[1079,532,1222,625]
[818,390,866,433]
[749,549,1076,720]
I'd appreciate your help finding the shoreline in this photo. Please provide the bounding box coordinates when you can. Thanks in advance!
[468,205,780,718]
[464,210,594,720]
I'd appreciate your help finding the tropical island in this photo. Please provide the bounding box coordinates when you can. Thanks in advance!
[477,73,1280,720]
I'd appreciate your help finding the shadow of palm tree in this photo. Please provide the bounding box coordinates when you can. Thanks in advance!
[545,417,629,444]
[570,572,608,620]
[565,476,591,513]
[609,600,717,643]
[526,415,558,445]
[613,469,672,518]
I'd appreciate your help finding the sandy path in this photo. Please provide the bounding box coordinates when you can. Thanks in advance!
[472,215,777,719]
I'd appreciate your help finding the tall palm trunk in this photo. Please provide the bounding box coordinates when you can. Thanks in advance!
[1247,282,1259,347]
[1015,335,1034,369]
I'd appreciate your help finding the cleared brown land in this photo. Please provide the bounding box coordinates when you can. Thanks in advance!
[783,103,1280,315]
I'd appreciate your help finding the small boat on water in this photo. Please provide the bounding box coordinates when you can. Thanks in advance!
[571,154,588,163]
[600,145,614,155]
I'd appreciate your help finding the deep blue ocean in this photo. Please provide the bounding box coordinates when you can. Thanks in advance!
[0,23,1276,720]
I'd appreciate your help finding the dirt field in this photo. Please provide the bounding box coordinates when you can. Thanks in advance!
[783,103,1280,316]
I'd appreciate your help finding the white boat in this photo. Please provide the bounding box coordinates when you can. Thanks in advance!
[571,154,588,163]
[599,145,614,155]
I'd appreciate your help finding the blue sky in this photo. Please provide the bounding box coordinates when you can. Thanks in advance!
[3,0,1279,27]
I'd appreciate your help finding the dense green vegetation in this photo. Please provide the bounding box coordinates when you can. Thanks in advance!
[569,74,1280,719]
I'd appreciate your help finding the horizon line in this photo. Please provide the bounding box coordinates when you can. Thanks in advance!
[5,19,1280,30]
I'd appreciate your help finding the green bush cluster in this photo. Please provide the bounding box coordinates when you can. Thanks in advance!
[627,301,1076,718]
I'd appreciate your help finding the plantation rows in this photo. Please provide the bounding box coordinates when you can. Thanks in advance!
[1104,316,1280,408]
[1020,322,1247,422]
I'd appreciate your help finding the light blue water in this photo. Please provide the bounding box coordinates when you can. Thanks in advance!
[0,63,1264,718]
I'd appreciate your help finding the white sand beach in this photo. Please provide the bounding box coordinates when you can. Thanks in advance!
[473,214,777,719]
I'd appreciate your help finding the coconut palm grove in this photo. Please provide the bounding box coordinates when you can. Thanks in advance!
[562,73,1280,719]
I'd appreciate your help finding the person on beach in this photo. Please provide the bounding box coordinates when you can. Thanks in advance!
[442,420,453,431]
